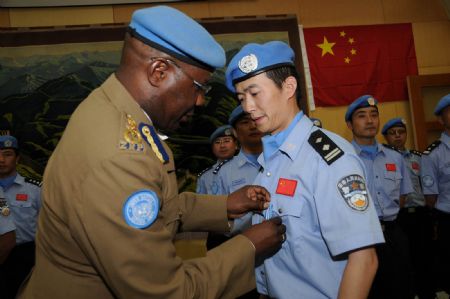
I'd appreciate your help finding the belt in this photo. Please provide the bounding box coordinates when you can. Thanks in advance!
[400,206,425,214]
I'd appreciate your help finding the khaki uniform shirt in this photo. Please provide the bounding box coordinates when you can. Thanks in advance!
[18,74,255,299]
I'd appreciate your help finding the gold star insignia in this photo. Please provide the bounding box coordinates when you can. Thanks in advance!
[344,57,351,64]
[316,36,336,57]
[340,31,346,37]
[348,37,355,44]
[350,48,357,55]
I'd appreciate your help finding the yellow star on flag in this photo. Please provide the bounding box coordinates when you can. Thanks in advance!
[350,48,357,55]
[317,37,336,57]
[344,57,351,64]
[348,37,355,44]
[340,31,346,37]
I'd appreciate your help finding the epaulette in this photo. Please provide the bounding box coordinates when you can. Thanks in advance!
[25,177,42,187]
[197,166,212,178]
[382,143,402,154]
[410,149,422,156]
[213,158,232,174]
[422,140,441,155]
[308,130,344,165]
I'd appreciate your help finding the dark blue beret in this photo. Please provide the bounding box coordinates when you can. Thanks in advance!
[128,6,225,71]
[225,41,295,93]
[0,135,18,149]
[228,105,246,126]
[345,95,378,121]
[209,125,234,144]
[434,94,450,116]
[381,117,406,135]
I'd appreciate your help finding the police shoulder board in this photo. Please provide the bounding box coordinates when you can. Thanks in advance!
[197,166,212,178]
[213,158,232,174]
[382,143,402,154]
[410,149,422,157]
[422,140,441,155]
[25,177,42,187]
[308,130,344,165]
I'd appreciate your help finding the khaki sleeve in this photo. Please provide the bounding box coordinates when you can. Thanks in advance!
[73,152,255,299]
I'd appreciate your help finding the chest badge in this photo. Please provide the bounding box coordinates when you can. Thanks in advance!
[385,163,397,171]
[276,178,297,197]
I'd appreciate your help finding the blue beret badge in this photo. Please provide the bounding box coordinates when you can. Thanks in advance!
[337,175,369,211]
[239,54,258,74]
[123,190,159,229]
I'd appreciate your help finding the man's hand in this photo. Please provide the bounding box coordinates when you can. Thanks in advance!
[242,217,286,263]
[227,185,271,219]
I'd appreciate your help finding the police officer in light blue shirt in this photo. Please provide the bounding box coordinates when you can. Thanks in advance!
[382,117,435,299]
[196,125,237,195]
[346,96,415,299]
[0,134,41,299]
[421,93,450,294]
[226,41,383,299]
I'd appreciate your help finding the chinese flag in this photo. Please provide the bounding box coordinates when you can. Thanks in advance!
[276,178,297,197]
[303,23,418,107]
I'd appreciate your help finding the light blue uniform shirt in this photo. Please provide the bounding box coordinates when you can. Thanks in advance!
[1,174,41,244]
[402,150,425,207]
[196,160,224,195]
[253,115,384,298]
[352,141,414,221]
[421,132,450,213]
[0,189,16,235]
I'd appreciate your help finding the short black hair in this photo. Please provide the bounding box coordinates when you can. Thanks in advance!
[265,66,301,108]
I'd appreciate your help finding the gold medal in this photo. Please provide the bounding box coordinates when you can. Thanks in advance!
[1,207,10,216]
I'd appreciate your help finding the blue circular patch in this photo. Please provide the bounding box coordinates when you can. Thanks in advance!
[422,175,434,188]
[123,190,159,229]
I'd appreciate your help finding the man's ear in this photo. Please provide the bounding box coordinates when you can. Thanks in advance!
[346,120,354,131]
[147,59,170,87]
[283,76,297,99]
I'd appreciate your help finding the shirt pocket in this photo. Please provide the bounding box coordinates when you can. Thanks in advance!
[9,200,32,208]
[383,169,403,198]
[274,199,305,246]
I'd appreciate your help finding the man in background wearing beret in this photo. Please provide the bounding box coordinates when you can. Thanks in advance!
[225,40,383,299]
[0,134,41,299]
[196,124,238,195]
[421,93,450,295]
[17,6,286,299]
[382,118,435,299]
[345,95,415,298]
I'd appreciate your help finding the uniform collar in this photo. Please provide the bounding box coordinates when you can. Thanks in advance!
[236,149,260,168]
[441,132,450,149]
[352,140,384,155]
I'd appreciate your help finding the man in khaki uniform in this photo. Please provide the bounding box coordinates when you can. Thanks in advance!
[17,6,285,299]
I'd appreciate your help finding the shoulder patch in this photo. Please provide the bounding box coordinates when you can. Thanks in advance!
[382,143,402,154]
[25,177,42,187]
[308,130,344,165]
[422,140,441,155]
[197,166,212,178]
[410,149,422,157]
[213,158,232,174]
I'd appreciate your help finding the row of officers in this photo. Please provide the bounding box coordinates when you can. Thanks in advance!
[1,5,449,299]
[198,94,450,299]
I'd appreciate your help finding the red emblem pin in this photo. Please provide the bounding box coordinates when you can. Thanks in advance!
[385,163,396,171]
[276,178,297,197]
[412,162,420,170]
[16,194,28,201]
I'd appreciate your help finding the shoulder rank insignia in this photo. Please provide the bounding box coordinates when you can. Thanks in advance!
[119,114,144,152]
[382,143,402,154]
[213,158,231,174]
[25,177,42,187]
[308,130,344,165]
[197,166,212,178]
[139,123,169,164]
[410,149,422,156]
[422,140,441,155]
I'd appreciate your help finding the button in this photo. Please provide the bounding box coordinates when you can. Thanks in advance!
[266,172,271,177]
[260,271,265,276]
[278,208,283,214]
[377,192,380,195]
[375,175,379,178]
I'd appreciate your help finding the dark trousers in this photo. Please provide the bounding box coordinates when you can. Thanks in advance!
[397,207,436,299]
[0,241,35,299]
[368,220,414,299]
[436,210,450,294]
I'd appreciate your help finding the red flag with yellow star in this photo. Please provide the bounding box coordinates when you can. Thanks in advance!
[303,23,418,107]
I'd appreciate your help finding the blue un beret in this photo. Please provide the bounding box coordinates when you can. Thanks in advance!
[225,41,295,93]
[128,6,225,71]
[228,106,246,126]
[209,125,234,144]
[382,117,406,135]
[345,95,378,121]
[434,94,450,116]
[0,135,18,149]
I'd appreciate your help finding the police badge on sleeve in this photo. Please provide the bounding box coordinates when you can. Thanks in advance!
[337,175,369,211]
